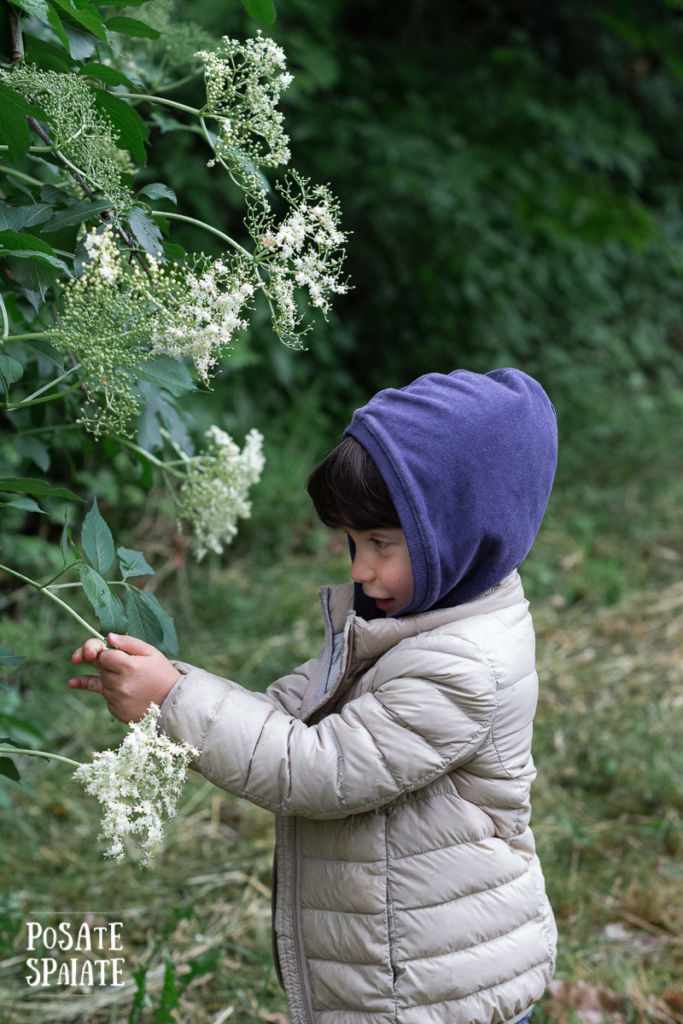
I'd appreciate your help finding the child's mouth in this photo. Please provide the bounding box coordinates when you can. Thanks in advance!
[373,597,395,612]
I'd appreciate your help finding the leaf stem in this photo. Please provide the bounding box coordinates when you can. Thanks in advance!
[0,293,9,339]
[156,211,252,257]
[0,746,81,769]
[19,364,81,404]
[0,164,45,188]
[0,563,105,641]
[116,92,202,117]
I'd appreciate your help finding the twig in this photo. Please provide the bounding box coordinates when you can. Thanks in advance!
[7,3,24,63]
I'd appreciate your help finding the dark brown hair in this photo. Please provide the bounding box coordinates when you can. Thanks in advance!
[307,435,400,531]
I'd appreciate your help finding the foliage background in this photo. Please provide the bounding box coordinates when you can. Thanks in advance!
[1,0,682,1021]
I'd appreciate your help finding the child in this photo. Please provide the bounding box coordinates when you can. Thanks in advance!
[70,367,558,1024]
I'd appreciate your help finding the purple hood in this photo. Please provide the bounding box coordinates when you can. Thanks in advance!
[345,368,558,617]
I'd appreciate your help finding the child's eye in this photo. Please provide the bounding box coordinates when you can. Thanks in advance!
[371,538,389,550]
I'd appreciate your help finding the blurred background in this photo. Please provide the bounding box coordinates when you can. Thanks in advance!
[1,2,681,1022]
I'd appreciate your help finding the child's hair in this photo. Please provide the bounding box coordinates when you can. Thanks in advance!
[307,435,400,531]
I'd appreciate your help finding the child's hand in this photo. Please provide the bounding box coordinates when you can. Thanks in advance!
[68,633,181,723]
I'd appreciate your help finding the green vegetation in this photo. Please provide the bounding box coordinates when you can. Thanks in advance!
[1,0,682,1021]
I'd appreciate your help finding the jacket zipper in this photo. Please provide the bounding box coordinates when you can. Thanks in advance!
[291,818,316,1023]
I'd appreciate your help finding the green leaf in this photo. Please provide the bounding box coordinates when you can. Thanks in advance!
[46,5,71,51]
[0,84,44,156]
[93,89,149,166]
[105,15,160,38]
[81,498,115,574]
[50,0,108,42]
[60,521,81,564]
[0,758,20,783]
[0,231,71,274]
[138,182,177,204]
[0,713,45,748]
[11,0,50,20]
[117,546,155,580]
[0,354,24,385]
[0,496,44,514]
[0,203,53,232]
[79,565,127,633]
[42,198,113,232]
[78,62,136,89]
[240,0,277,26]
[0,477,81,500]
[24,34,75,73]
[127,206,163,256]
[136,356,195,396]
[0,650,25,668]
[139,591,178,656]
[125,587,164,649]
[15,436,50,473]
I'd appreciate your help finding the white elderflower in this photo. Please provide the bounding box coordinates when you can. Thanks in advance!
[250,174,349,342]
[176,427,265,559]
[151,260,255,381]
[197,32,293,192]
[73,705,197,865]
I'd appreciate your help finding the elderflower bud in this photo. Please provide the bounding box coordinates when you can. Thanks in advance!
[73,705,197,865]
[176,427,265,559]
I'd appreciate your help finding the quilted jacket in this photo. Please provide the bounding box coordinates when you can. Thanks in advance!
[159,570,557,1024]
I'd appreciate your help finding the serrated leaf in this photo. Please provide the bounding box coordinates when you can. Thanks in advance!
[0,230,71,273]
[81,498,115,574]
[79,565,127,632]
[51,0,108,41]
[93,89,149,166]
[125,587,164,649]
[136,356,195,396]
[0,477,81,500]
[78,62,136,89]
[127,206,163,256]
[0,497,44,514]
[0,354,24,385]
[0,649,25,668]
[138,182,177,204]
[117,546,155,580]
[0,757,21,783]
[105,15,160,38]
[42,198,113,232]
[241,0,277,26]
[139,591,178,655]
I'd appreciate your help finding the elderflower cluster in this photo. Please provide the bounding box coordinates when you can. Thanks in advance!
[252,175,349,342]
[150,257,256,381]
[197,32,293,192]
[2,66,132,207]
[177,426,265,559]
[58,227,256,433]
[73,705,198,865]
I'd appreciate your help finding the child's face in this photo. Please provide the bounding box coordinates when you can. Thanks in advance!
[346,527,414,615]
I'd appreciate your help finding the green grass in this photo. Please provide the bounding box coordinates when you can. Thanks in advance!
[0,466,681,1023]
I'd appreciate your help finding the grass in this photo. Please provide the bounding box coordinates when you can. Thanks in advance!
[0,462,681,1023]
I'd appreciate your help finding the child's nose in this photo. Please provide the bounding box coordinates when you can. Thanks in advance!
[350,553,374,584]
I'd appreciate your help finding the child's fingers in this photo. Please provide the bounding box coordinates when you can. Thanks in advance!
[68,674,103,693]
[106,633,158,656]
[71,638,107,665]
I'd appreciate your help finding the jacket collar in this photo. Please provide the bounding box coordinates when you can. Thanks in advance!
[324,570,524,660]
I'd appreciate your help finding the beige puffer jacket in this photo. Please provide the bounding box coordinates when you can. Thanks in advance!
[159,570,557,1024]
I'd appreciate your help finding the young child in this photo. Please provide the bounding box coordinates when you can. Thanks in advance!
[70,367,558,1024]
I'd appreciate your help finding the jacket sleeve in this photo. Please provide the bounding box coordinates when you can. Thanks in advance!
[160,635,498,819]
